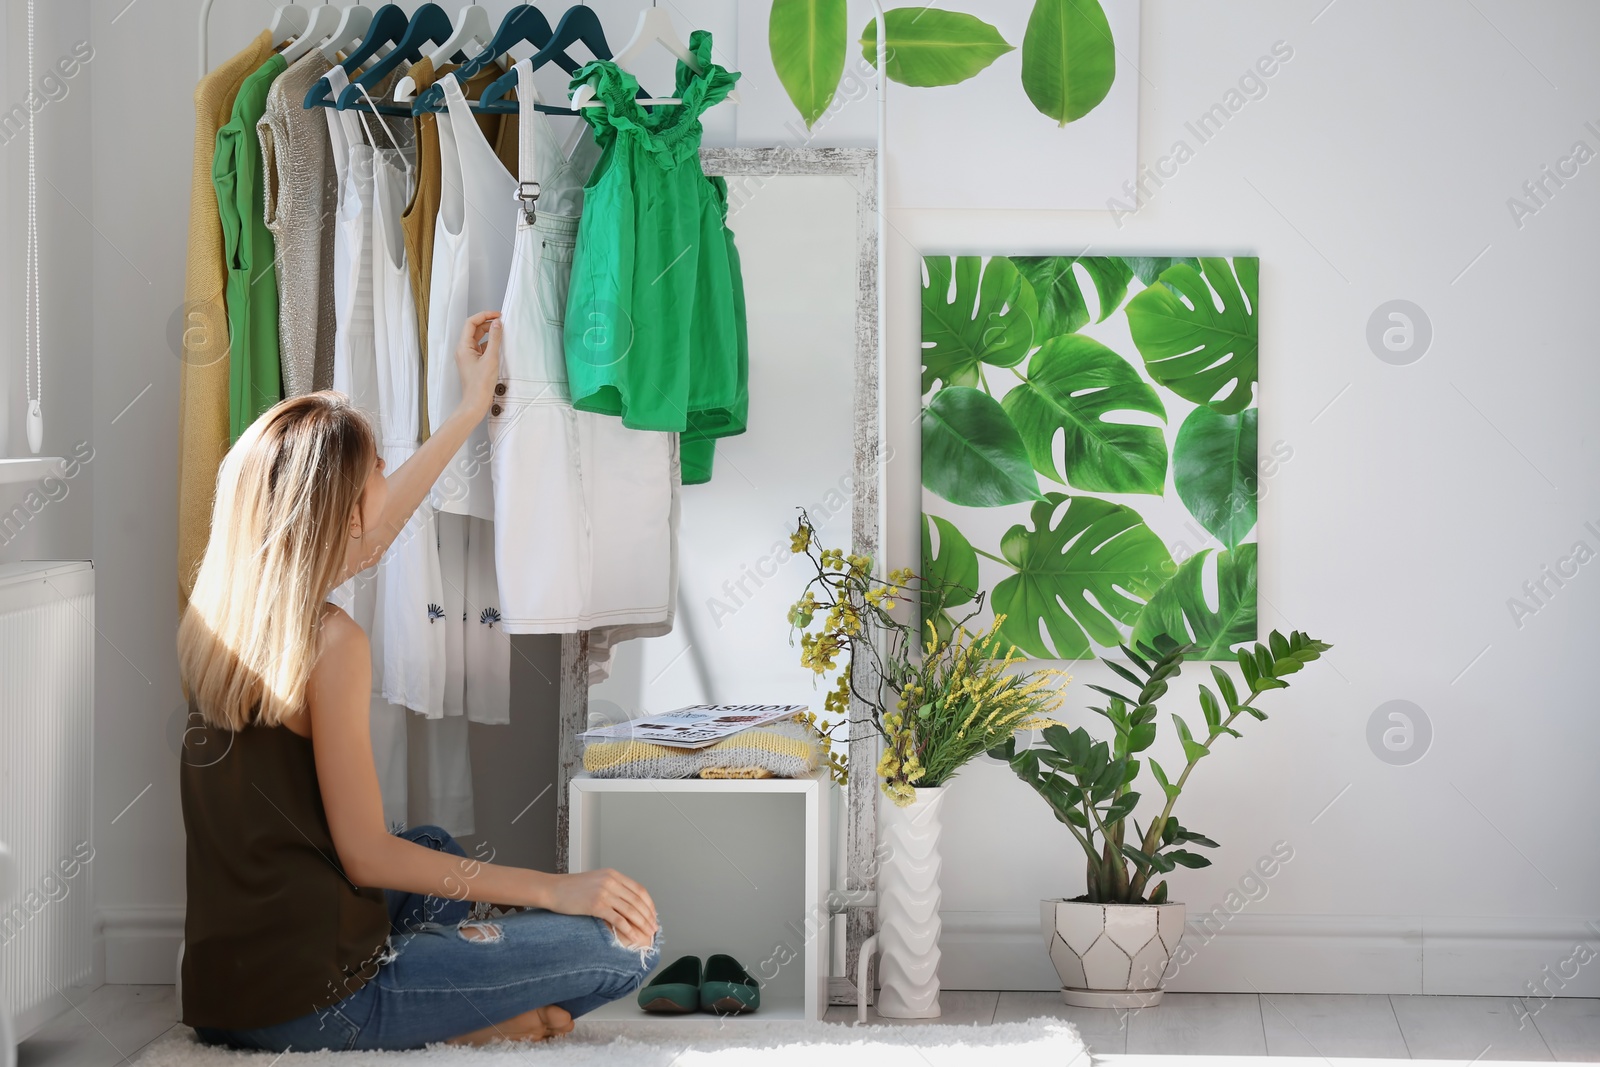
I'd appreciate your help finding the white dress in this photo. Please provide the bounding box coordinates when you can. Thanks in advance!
[360,104,451,720]
[324,65,408,828]
[425,74,511,725]
[488,62,678,682]
[327,70,476,833]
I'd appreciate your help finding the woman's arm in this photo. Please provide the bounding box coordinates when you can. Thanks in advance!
[304,608,660,947]
[344,310,502,580]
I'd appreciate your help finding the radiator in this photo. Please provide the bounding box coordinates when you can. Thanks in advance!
[0,561,94,1043]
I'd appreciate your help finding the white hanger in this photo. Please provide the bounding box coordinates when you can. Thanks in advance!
[571,6,740,110]
[321,2,375,63]
[279,2,341,64]
[394,4,493,103]
[427,5,493,68]
[268,2,311,48]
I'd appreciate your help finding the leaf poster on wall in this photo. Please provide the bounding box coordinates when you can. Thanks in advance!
[920,256,1262,661]
[752,0,1140,210]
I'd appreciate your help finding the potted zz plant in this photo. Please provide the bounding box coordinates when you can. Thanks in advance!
[991,630,1332,1008]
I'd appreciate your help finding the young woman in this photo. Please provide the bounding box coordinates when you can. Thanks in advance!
[176,311,660,1052]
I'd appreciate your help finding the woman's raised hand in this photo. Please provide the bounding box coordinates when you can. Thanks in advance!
[455,310,503,419]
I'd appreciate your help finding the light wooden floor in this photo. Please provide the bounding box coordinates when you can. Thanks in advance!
[18,985,1600,1063]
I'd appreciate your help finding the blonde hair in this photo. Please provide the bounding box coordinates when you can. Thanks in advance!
[178,393,377,731]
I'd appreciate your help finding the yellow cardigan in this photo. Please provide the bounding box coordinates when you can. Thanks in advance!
[177,31,274,609]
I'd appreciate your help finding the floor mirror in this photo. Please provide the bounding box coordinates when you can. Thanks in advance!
[554,147,882,1004]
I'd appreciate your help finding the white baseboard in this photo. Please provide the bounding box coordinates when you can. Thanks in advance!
[92,903,1600,998]
[98,905,183,986]
[938,911,1600,996]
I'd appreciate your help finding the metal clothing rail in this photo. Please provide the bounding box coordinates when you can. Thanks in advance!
[197,0,214,77]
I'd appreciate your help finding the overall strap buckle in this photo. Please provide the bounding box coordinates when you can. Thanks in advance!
[515,180,541,224]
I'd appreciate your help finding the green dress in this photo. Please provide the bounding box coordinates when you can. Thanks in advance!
[214,52,287,442]
[564,31,748,485]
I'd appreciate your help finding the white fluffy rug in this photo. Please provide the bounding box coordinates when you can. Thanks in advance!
[135,1018,1086,1066]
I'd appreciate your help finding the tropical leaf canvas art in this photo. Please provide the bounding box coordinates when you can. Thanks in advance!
[920,255,1263,661]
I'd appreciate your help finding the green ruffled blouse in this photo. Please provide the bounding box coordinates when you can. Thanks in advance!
[563,31,748,485]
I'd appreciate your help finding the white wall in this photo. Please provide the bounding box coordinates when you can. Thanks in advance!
[75,0,1600,996]
[873,2,1600,995]
[0,0,93,562]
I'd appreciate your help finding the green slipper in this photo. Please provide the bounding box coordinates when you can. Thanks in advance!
[637,955,701,1014]
[700,953,760,1014]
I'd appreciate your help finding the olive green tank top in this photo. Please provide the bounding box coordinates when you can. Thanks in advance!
[179,705,389,1029]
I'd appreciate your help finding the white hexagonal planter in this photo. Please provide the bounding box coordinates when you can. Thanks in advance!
[1040,899,1186,1008]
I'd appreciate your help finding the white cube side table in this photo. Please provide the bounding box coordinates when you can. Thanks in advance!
[568,774,833,1022]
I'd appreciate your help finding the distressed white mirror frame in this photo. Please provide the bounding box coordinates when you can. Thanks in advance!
[554,146,884,1004]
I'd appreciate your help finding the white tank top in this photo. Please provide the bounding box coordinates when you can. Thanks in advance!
[424,73,516,520]
[360,102,421,457]
[325,65,380,422]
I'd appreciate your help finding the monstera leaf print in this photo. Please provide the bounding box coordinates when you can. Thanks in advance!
[921,513,980,638]
[1012,255,1132,338]
[1132,543,1258,659]
[1174,406,1257,549]
[1125,257,1259,415]
[921,386,1042,508]
[923,256,1037,393]
[1121,256,1202,287]
[1002,334,1168,496]
[991,493,1172,659]
[1020,0,1117,126]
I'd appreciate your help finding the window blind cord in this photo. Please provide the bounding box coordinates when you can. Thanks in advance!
[24,0,43,453]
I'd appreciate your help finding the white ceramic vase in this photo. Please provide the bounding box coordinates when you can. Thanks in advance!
[1041,898,1187,1008]
[875,786,945,1018]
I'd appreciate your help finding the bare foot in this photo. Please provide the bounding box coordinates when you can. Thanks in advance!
[445,1005,574,1046]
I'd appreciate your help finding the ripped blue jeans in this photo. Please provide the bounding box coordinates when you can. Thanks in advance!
[195,826,660,1052]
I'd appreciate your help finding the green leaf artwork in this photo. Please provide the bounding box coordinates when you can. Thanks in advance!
[1012,255,1132,337]
[1002,334,1168,496]
[919,253,1260,663]
[1121,256,1202,288]
[1125,257,1259,415]
[769,0,848,128]
[922,255,1037,393]
[1132,544,1259,660]
[921,386,1043,508]
[1174,406,1258,548]
[1020,0,1117,125]
[992,493,1173,659]
[921,513,980,637]
[860,8,1014,87]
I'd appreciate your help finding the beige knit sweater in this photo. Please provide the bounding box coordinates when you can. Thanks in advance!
[257,49,337,398]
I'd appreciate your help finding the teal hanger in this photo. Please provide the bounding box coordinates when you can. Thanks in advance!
[303,3,409,110]
[335,4,459,113]
[411,5,556,114]
[476,4,611,115]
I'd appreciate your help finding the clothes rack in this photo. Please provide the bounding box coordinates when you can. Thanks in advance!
[193,0,892,1009]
